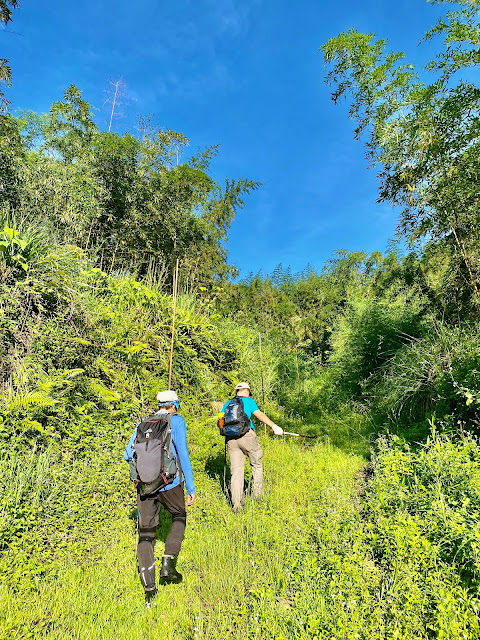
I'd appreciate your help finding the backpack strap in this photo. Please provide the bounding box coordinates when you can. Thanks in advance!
[172,439,183,479]
[165,413,183,480]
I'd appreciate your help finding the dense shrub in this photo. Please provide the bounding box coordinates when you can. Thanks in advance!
[374,324,480,430]
[363,431,480,637]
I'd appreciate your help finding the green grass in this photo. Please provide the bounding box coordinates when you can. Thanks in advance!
[0,434,376,640]
[3,420,480,639]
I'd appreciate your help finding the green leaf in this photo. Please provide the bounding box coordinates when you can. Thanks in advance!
[16,238,29,251]
[3,227,18,240]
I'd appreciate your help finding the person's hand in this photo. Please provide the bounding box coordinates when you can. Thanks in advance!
[187,493,196,506]
[270,424,284,436]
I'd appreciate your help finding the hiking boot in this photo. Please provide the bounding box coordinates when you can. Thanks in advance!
[144,584,157,608]
[159,556,182,584]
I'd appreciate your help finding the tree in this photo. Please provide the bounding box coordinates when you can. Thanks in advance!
[0,0,19,112]
[0,114,23,211]
[10,90,260,287]
[120,129,260,285]
[44,85,98,163]
[0,0,18,23]
[322,0,480,314]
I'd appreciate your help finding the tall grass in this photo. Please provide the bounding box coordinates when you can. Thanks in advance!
[374,323,480,432]
[0,448,53,552]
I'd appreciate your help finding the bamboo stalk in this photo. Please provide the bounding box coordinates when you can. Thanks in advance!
[295,345,300,384]
[259,332,266,435]
[168,259,179,390]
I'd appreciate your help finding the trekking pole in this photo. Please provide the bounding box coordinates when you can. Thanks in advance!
[258,332,266,435]
[168,258,179,390]
[271,429,321,439]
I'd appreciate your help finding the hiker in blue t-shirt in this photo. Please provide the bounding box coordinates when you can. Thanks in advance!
[221,382,283,513]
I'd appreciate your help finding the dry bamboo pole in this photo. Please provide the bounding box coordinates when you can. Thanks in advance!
[259,332,266,435]
[168,259,179,390]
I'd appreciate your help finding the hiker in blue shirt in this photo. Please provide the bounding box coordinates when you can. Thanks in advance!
[221,381,283,513]
[124,389,196,596]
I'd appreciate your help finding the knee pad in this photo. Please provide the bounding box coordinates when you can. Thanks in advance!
[138,527,156,544]
[171,511,187,522]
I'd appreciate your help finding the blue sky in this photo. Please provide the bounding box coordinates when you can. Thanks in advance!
[3,0,446,278]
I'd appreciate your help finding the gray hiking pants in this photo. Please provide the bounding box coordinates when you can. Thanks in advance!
[137,482,186,588]
[227,429,263,510]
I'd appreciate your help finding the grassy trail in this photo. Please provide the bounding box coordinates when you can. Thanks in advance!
[1,435,384,640]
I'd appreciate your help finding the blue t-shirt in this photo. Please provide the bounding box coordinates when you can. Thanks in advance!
[221,396,259,431]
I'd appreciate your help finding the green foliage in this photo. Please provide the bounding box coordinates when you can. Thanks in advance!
[322,0,480,314]
[44,85,98,163]
[9,96,260,287]
[0,448,51,552]
[363,430,480,637]
[0,0,18,25]
[372,323,480,431]
[328,296,425,399]
[0,1,19,111]
[18,152,105,247]
[0,221,50,280]
[0,442,129,593]
[0,114,23,207]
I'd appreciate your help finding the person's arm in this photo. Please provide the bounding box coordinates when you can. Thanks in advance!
[253,409,275,428]
[253,410,284,435]
[123,428,137,461]
[171,415,196,503]
[124,428,138,481]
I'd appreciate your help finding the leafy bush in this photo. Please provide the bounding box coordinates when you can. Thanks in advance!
[364,430,480,637]
[0,221,49,281]
[328,296,425,399]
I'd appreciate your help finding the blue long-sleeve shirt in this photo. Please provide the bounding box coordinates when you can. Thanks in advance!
[124,411,196,495]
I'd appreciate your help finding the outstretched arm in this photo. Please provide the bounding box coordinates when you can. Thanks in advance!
[253,409,275,428]
[253,410,284,435]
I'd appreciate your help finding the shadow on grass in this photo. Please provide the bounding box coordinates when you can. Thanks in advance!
[205,448,231,506]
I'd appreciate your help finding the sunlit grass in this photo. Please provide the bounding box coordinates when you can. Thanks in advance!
[3,406,480,639]
[0,436,373,639]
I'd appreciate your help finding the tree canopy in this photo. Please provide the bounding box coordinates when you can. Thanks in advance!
[322,0,480,314]
[1,85,260,287]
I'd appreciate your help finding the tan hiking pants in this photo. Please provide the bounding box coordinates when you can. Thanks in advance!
[227,429,263,510]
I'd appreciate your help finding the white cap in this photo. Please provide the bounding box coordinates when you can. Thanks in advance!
[157,390,179,403]
[235,382,251,392]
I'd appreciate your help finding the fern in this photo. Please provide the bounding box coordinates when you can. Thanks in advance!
[4,392,58,412]
[88,380,120,404]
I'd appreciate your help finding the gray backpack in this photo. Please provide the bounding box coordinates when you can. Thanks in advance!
[133,413,179,497]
